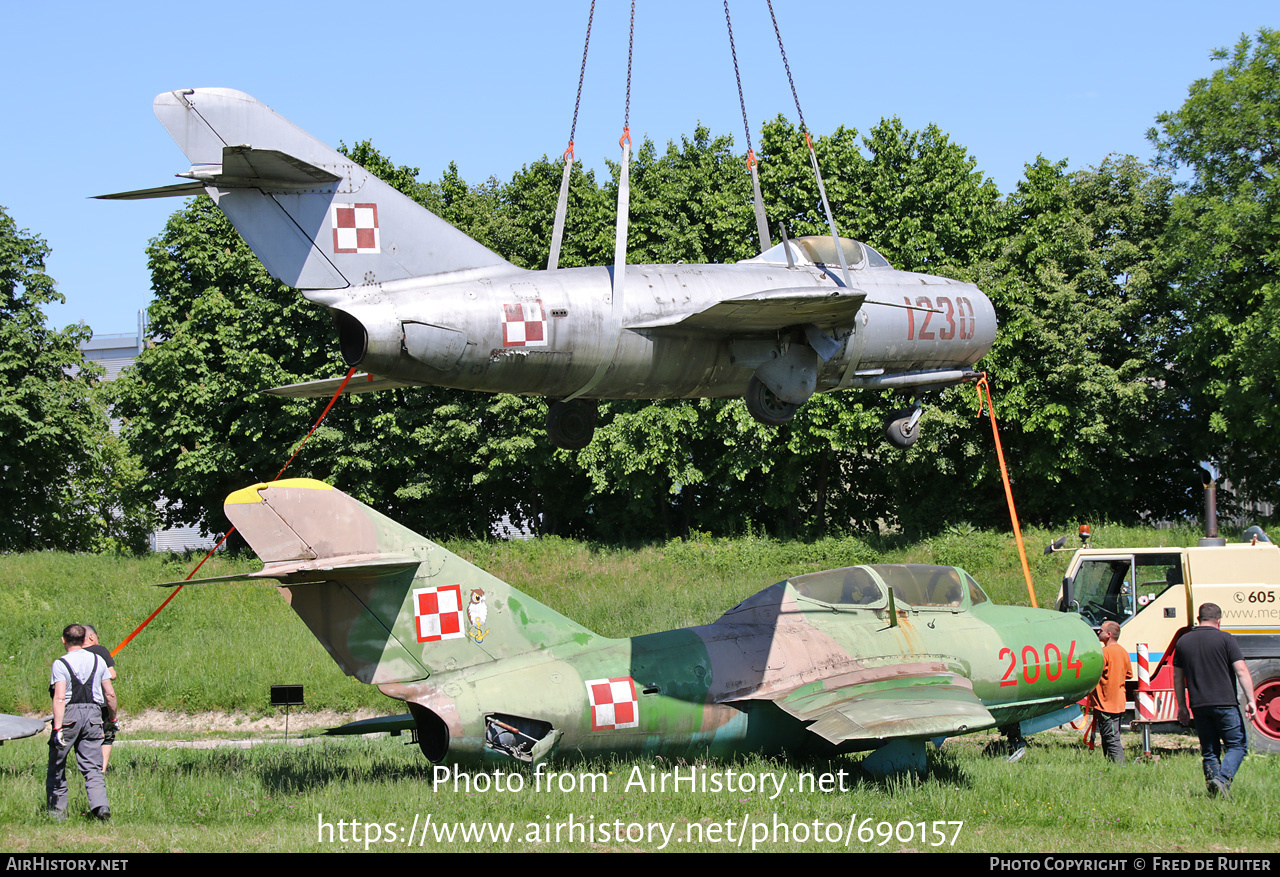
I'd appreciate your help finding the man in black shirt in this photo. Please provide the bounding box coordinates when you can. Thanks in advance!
[1173,603,1257,798]
[82,625,118,771]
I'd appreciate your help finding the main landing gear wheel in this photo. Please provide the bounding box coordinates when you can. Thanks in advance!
[884,408,921,449]
[546,399,598,450]
[745,376,798,426]
[1244,659,1280,754]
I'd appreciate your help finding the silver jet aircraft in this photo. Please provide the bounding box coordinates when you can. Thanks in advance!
[102,88,997,449]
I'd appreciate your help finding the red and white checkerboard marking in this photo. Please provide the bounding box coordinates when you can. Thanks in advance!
[332,203,381,254]
[413,584,465,643]
[586,677,639,730]
[501,301,547,347]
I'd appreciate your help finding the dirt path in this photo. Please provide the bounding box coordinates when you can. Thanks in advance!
[121,707,387,734]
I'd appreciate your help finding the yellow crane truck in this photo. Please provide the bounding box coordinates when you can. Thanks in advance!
[1055,531,1280,752]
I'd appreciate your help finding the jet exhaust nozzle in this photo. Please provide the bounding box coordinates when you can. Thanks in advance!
[334,310,368,367]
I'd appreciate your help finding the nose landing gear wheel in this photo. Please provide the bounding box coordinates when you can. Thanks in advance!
[884,408,921,449]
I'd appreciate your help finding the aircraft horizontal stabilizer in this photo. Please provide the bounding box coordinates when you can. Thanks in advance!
[263,373,417,400]
[768,671,998,743]
[198,146,343,189]
[0,713,50,743]
[96,147,341,202]
[626,287,867,334]
[324,713,417,737]
[94,181,210,201]
[156,554,421,588]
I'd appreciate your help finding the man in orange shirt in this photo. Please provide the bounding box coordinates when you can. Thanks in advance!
[1090,620,1133,763]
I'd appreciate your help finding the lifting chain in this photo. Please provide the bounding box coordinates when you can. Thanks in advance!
[767,0,853,288]
[724,0,771,254]
[565,0,634,402]
[548,0,596,272]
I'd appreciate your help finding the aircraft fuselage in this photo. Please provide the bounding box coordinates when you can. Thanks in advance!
[374,571,1098,766]
[310,258,996,401]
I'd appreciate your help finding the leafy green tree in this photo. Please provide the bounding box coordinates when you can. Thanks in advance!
[107,196,338,537]
[970,156,1185,525]
[758,116,1002,271]
[615,126,759,265]
[1149,28,1280,507]
[490,156,611,270]
[126,113,1177,543]
[0,206,149,551]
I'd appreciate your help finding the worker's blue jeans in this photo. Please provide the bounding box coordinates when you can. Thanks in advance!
[1193,705,1248,783]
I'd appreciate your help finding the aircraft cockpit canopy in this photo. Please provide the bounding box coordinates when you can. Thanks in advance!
[743,235,892,270]
[790,564,988,610]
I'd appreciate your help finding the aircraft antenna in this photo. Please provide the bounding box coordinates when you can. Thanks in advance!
[767,1,854,289]
[547,0,596,272]
[723,0,772,254]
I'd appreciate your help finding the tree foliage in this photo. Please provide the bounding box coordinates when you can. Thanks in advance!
[1150,28,1280,508]
[115,70,1280,542]
[0,206,149,551]
[975,156,1186,525]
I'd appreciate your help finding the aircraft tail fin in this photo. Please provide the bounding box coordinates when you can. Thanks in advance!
[103,88,514,291]
[213,478,599,685]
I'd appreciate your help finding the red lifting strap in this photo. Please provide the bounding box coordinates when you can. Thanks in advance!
[111,366,359,657]
[975,374,1038,608]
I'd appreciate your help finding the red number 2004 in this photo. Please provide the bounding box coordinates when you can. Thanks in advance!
[998,640,1082,688]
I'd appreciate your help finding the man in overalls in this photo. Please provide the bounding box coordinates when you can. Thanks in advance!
[46,624,117,820]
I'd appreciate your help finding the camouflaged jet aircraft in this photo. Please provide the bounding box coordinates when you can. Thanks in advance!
[171,478,1102,774]
[102,88,997,450]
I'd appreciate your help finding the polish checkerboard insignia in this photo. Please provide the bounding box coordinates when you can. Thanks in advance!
[501,301,547,347]
[331,203,380,254]
[585,677,639,730]
[413,584,465,642]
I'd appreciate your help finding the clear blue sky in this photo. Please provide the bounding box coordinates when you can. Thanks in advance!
[3,1,1274,334]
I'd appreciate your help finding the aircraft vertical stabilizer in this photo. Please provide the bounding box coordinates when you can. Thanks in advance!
[138,88,515,291]
[213,479,601,686]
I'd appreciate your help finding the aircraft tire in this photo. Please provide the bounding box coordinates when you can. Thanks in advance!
[1244,658,1280,754]
[745,377,798,426]
[884,409,919,449]
[546,399,598,450]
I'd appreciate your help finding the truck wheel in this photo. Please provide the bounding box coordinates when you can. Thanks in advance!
[1244,659,1280,754]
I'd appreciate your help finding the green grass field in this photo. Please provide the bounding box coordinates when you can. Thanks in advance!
[1,730,1275,852]
[2,524,1273,852]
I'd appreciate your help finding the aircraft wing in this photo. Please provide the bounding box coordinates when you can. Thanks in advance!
[263,373,418,400]
[626,286,867,335]
[757,670,999,743]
